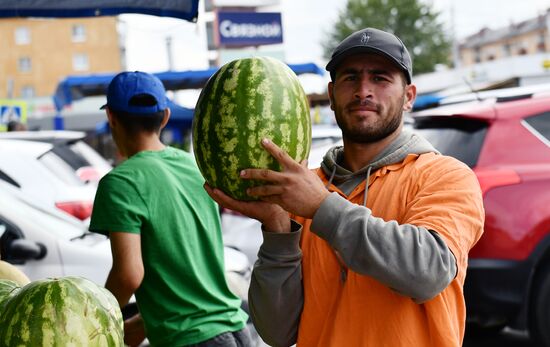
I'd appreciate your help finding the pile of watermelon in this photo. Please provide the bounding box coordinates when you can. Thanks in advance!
[0,276,124,346]
[193,56,312,200]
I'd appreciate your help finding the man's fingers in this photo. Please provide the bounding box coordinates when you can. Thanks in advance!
[240,167,286,183]
[204,183,239,210]
[261,138,300,170]
[204,183,224,204]
[247,184,285,197]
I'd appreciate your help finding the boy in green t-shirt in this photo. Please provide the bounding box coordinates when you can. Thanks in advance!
[90,71,249,346]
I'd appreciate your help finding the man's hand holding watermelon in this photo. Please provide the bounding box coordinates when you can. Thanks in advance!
[204,137,330,232]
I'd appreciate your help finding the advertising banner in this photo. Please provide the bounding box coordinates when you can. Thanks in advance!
[0,0,199,22]
[217,11,283,47]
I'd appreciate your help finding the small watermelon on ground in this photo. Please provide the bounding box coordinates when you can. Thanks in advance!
[0,276,124,346]
[193,56,311,200]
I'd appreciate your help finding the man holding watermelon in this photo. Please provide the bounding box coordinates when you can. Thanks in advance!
[89,71,250,346]
[206,28,484,346]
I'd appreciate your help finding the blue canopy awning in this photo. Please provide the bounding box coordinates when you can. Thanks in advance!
[0,0,199,21]
[165,99,194,128]
[53,63,326,111]
[412,93,443,111]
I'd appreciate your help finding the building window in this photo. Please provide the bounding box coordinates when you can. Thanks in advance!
[15,27,30,45]
[538,33,546,52]
[474,47,482,63]
[72,24,86,42]
[21,85,35,98]
[72,53,89,71]
[18,57,31,72]
[503,43,511,57]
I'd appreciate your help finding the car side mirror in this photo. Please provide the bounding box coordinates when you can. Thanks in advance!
[9,239,47,262]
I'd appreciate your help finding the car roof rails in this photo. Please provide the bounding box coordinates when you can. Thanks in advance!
[440,83,550,106]
[495,93,534,103]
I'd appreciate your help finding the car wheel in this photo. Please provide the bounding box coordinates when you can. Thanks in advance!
[530,268,550,346]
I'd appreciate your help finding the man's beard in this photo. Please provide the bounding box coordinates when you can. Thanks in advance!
[335,98,404,144]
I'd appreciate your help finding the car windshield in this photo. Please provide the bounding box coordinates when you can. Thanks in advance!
[69,141,112,175]
[38,151,85,186]
[412,116,489,168]
[48,141,112,183]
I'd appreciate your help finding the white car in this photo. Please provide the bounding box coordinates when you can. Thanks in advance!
[0,131,111,221]
[0,130,112,179]
[0,179,111,283]
[221,125,343,263]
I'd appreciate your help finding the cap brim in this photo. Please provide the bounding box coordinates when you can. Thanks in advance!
[326,46,411,83]
[99,104,107,110]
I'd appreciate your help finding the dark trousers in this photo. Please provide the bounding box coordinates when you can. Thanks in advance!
[185,327,253,347]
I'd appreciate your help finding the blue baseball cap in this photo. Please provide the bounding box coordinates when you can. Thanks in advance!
[100,71,168,114]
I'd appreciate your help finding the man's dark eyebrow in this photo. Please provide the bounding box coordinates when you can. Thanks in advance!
[338,67,360,76]
[337,67,392,77]
[368,68,391,75]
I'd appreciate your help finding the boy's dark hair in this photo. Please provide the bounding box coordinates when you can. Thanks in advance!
[111,94,165,134]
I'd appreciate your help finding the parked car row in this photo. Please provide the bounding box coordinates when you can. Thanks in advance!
[0,131,253,318]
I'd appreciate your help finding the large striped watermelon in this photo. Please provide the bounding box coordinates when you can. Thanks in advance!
[193,56,311,200]
[0,276,124,346]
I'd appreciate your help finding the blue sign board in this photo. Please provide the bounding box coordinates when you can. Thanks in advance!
[217,12,283,47]
[0,99,27,131]
[0,105,21,121]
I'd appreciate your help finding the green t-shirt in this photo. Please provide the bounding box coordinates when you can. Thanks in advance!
[89,147,247,346]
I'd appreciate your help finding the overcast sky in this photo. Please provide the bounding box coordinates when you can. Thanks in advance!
[118,0,550,104]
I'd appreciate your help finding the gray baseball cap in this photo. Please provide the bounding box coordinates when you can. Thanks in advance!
[326,27,413,84]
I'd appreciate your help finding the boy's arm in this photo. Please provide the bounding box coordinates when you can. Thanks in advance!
[105,231,144,307]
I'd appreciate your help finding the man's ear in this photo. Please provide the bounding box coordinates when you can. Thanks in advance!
[106,108,116,128]
[403,84,417,112]
[160,108,171,130]
[327,81,335,111]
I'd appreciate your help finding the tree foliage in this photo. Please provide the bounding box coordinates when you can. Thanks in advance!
[323,0,451,75]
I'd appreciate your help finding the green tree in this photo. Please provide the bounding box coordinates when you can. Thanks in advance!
[323,0,451,75]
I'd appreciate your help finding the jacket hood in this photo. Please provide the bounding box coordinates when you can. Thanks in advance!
[321,129,438,187]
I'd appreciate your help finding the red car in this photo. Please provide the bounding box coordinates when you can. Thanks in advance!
[411,89,550,346]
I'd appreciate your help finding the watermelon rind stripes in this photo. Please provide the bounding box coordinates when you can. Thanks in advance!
[0,276,124,346]
[193,56,312,201]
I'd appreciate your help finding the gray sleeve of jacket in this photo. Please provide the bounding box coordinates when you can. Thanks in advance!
[248,221,303,347]
[311,192,457,303]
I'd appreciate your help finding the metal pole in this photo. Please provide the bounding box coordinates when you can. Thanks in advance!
[450,2,461,69]
[166,36,174,70]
